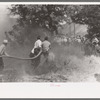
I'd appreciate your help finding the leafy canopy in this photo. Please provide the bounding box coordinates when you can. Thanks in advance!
[9,5,82,33]
[8,5,82,44]
[71,5,100,41]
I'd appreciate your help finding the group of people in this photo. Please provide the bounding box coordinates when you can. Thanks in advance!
[0,36,51,72]
[29,36,51,66]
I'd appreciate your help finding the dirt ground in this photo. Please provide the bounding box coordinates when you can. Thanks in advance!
[0,41,100,82]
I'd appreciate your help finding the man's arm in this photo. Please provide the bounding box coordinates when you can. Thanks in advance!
[41,43,43,50]
[34,42,36,48]
[1,47,9,56]
[49,42,51,49]
[31,47,35,53]
[4,52,9,56]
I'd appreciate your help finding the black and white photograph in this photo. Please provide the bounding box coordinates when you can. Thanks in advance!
[0,3,100,83]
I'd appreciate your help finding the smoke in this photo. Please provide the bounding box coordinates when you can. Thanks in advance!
[0,5,100,82]
[0,5,16,44]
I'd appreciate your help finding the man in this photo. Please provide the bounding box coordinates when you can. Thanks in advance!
[92,37,99,45]
[30,36,42,57]
[42,36,51,58]
[0,40,9,72]
[29,36,42,67]
[95,43,100,53]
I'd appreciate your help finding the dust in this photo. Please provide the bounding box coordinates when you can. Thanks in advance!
[0,40,98,82]
[0,12,99,82]
[49,43,100,82]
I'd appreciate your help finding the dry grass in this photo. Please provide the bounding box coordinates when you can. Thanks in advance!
[2,40,100,82]
[51,43,100,82]
[1,23,100,82]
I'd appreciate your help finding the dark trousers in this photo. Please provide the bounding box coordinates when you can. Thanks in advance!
[42,51,49,63]
[42,51,49,57]
[0,57,4,72]
[29,48,41,67]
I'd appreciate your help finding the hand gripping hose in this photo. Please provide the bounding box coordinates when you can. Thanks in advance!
[0,50,42,60]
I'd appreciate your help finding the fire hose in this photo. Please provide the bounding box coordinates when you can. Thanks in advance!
[0,50,42,60]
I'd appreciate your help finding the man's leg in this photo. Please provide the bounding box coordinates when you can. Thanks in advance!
[43,51,49,62]
[33,48,41,68]
[0,57,4,72]
[0,57,4,82]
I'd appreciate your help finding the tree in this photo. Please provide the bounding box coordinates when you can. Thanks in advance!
[8,5,82,44]
[71,5,100,42]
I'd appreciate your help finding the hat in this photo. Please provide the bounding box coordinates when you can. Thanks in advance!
[3,40,8,44]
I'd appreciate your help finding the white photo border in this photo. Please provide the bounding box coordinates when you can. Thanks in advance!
[0,2,100,98]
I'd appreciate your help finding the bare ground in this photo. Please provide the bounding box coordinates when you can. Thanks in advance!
[1,42,100,82]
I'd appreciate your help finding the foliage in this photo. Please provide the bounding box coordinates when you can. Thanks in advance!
[9,5,68,33]
[8,5,82,44]
[71,5,100,42]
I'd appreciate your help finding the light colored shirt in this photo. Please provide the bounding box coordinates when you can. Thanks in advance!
[95,44,100,51]
[42,40,51,52]
[34,39,42,48]
[92,37,99,44]
[0,44,6,55]
[31,39,42,53]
